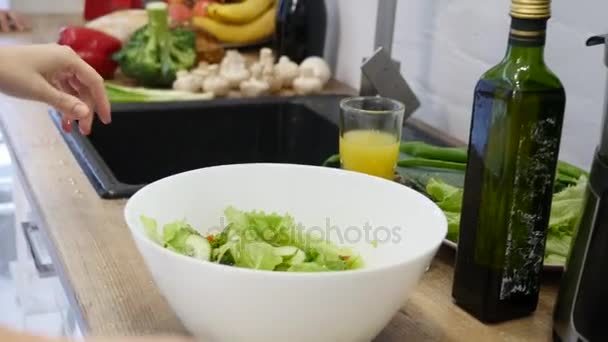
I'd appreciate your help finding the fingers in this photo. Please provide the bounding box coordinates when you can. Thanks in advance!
[69,55,111,124]
[54,72,96,136]
[0,11,27,32]
[54,75,80,134]
[43,80,91,123]
[7,11,29,31]
[66,77,95,135]
[0,12,9,32]
[61,117,72,133]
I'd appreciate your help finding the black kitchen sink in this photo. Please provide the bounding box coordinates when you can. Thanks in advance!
[51,96,344,198]
[51,96,447,199]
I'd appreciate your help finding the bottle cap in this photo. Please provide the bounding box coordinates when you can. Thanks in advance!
[511,0,551,19]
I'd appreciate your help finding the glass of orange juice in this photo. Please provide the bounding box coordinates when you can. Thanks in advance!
[339,96,405,180]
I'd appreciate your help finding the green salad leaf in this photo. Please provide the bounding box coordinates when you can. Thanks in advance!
[141,215,161,245]
[425,176,587,264]
[426,178,463,212]
[141,216,211,261]
[234,241,283,270]
[140,207,364,272]
[443,211,461,243]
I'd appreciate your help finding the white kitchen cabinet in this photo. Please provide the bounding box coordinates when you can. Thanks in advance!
[9,164,83,339]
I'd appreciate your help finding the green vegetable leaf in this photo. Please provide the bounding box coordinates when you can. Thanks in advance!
[235,241,283,271]
[140,215,161,245]
[274,246,299,257]
[444,211,461,242]
[544,254,567,265]
[222,207,363,271]
[545,233,572,259]
[287,249,306,265]
[288,262,330,272]
[424,175,587,265]
[426,178,463,212]
[162,221,204,258]
[143,207,364,272]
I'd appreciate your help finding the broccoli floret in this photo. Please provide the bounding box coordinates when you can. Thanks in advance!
[113,2,196,88]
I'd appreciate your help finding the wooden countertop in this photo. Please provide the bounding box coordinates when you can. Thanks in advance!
[0,14,560,341]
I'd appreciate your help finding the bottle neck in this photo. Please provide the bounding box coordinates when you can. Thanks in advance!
[504,17,548,66]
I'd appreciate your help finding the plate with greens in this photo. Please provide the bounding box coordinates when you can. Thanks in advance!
[395,141,588,271]
[323,141,588,270]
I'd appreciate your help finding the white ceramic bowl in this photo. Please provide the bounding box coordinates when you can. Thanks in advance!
[124,163,447,342]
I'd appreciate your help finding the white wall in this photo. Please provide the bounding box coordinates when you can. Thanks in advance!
[334,0,608,169]
[9,0,83,13]
[4,0,604,168]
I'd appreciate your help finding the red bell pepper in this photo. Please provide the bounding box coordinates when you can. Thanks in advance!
[58,26,123,79]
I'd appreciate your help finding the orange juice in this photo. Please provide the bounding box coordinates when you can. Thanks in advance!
[339,130,400,179]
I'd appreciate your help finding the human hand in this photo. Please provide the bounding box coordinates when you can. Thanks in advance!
[0,10,30,32]
[0,44,111,135]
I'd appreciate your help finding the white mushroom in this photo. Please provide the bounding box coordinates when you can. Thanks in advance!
[240,65,270,97]
[221,50,246,69]
[220,52,250,89]
[259,47,275,68]
[173,74,202,93]
[299,56,331,86]
[192,62,213,80]
[262,63,282,93]
[293,66,323,95]
[275,56,299,88]
[221,64,250,89]
[202,65,230,97]
[249,62,263,78]
[176,69,190,79]
[197,61,210,70]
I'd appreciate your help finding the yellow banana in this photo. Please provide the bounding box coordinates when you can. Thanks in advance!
[207,0,275,24]
[193,6,276,45]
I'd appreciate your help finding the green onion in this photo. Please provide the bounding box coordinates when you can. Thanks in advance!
[397,158,467,171]
[105,82,214,103]
[557,160,589,180]
[399,141,468,163]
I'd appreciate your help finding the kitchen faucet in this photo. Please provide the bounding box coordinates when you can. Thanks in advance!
[360,0,420,120]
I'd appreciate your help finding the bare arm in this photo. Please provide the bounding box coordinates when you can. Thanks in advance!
[0,44,111,134]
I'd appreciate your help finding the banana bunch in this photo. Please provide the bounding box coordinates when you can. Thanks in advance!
[193,0,276,45]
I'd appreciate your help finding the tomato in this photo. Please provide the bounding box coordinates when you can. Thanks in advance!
[193,0,214,17]
[168,3,192,23]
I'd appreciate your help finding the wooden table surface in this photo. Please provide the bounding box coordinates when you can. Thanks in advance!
[0,14,559,341]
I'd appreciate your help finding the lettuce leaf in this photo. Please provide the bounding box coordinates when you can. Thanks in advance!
[233,241,283,271]
[222,206,363,272]
[426,178,463,212]
[444,211,461,242]
[425,176,587,265]
[141,207,364,272]
[140,216,161,245]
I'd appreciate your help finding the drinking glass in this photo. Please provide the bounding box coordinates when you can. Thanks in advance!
[339,96,405,180]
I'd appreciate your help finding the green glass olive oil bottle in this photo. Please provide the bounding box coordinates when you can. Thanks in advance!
[452,0,566,323]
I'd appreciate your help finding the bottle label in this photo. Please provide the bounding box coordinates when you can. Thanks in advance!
[499,117,560,300]
[509,18,547,47]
